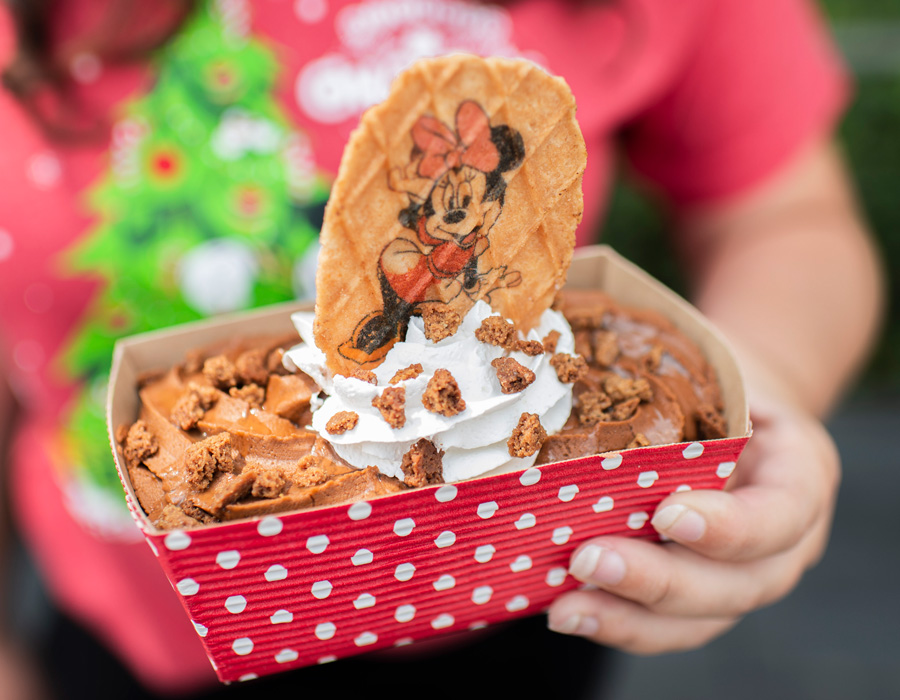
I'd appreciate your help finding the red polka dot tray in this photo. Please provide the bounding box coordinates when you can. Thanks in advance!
[108,246,751,683]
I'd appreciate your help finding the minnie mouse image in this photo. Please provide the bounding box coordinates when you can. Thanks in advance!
[338,100,526,365]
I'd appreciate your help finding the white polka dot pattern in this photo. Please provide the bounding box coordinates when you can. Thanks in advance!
[348,501,372,520]
[176,578,199,596]
[474,544,495,563]
[637,471,659,488]
[682,442,704,459]
[306,535,329,553]
[546,568,567,587]
[393,518,415,536]
[354,632,378,646]
[551,526,573,545]
[434,531,456,548]
[265,565,288,581]
[510,555,532,572]
[558,484,579,502]
[435,484,458,502]
[310,580,333,599]
[476,501,499,519]
[225,595,247,614]
[431,614,454,629]
[519,468,541,486]
[395,605,416,623]
[165,531,191,551]
[232,638,254,656]
[592,496,614,513]
[350,549,373,566]
[216,550,241,569]
[601,454,622,470]
[147,434,749,683]
[257,517,283,537]
[433,574,455,591]
[315,622,336,640]
[270,610,293,625]
[275,649,299,664]
[505,595,528,612]
[353,593,376,609]
[716,461,737,478]
[394,563,415,582]
[514,513,536,530]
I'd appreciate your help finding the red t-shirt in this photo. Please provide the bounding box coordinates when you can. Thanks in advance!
[0,0,846,692]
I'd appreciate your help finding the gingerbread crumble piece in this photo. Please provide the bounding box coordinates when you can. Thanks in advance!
[171,383,220,430]
[236,348,269,386]
[592,330,619,367]
[567,306,606,331]
[421,305,461,342]
[542,330,561,354]
[252,469,287,498]
[203,355,238,389]
[122,421,158,466]
[641,343,664,373]
[507,413,547,458]
[491,357,536,394]
[372,386,406,428]
[114,424,129,445]
[609,396,641,421]
[695,403,728,440]
[229,383,265,409]
[577,390,613,426]
[515,339,544,356]
[475,316,517,349]
[181,503,217,524]
[422,369,466,416]
[350,367,378,385]
[549,353,588,383]
[183,432,235,490]
[390,363,424,384]
[293,455,329,488]
[326,410,359,435]
[400,438,445,488]
[604,375,652,403]
[155,504,202,531]
[627,433,651,449]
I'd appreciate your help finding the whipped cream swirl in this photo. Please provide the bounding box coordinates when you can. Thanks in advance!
[284,300,575,483]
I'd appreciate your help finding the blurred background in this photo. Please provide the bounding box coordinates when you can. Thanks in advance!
[599,2,900,698]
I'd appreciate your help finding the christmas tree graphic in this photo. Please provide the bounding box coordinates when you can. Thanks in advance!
[58,0,329,534]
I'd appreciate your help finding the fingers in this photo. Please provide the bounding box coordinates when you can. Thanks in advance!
[547,589,739,655]
[650,485,817,562]
[651,411,839,562]
[564,529,817,618]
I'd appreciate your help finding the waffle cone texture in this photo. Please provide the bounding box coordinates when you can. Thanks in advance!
[315,55,587,376]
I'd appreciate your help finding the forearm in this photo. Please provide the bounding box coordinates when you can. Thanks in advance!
[675,141,884,417]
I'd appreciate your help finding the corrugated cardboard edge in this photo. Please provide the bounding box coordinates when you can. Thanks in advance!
[107,245,751,536]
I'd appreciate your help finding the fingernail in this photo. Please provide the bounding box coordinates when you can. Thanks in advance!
[548,613,599,638]
[569,545,626,585]
[652,504,706,542]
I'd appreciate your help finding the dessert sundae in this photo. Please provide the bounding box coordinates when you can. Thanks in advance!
[115,55,727,530]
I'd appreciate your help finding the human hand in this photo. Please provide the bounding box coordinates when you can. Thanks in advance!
[546,379,840,653]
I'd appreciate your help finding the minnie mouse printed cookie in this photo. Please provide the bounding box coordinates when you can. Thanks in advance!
[314,55,586,375]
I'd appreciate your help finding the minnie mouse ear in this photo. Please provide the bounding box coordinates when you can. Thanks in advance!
[491,124,526,173]
[315,55,586,376]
